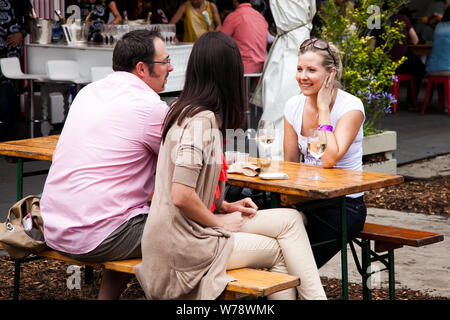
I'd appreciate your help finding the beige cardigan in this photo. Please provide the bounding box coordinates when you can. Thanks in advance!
[135,110,235,299]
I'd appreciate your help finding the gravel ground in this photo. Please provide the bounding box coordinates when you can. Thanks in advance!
[0,257,448,300]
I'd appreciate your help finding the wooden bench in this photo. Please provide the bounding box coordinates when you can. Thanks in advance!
[0,245,299,300]
[1,221,444,300]
[353,222,444,300]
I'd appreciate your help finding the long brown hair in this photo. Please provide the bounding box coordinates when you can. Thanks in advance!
[161,31,245,141]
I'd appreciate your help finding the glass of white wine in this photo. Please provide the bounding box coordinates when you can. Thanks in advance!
[256,120,275,171]
[307,128,327,180]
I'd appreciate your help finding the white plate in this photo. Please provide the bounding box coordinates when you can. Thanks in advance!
[259,172,289,180]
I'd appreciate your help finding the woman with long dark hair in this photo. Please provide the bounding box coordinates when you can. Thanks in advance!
[135,31,326,300]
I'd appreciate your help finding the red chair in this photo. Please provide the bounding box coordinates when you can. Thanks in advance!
[420,75,450,116]
[391,74,419,113]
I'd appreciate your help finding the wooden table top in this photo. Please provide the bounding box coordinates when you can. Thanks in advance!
[227,159,403,203]
[408,42,432,56]
[0,135,59,161]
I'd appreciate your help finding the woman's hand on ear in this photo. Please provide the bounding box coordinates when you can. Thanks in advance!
[317,69,336,111]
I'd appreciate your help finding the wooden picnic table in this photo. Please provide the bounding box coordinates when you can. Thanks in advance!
[0,136,404,299]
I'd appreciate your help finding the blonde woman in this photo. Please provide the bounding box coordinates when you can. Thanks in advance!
[284,38,367,268]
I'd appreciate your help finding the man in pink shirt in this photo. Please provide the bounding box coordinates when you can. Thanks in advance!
[40,29,173,299]
[221,0,268,74]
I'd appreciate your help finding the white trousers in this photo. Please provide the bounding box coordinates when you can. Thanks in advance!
[226,208,327,300]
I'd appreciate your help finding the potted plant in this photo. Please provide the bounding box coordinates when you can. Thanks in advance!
[316,0,409,174]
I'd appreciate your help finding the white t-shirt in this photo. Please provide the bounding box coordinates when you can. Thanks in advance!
[284,89,365,198]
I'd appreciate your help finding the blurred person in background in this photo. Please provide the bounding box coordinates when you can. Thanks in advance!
[169,0,222,42]
[0,0,33,141]
[78,0,122,42]
[426,5,450,76]
[135,0,169,24]
[221,0,268,74]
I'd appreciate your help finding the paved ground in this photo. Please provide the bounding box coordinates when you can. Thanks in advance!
[320,208,449,298]
[379,82,450,165]
[382,110,450,165]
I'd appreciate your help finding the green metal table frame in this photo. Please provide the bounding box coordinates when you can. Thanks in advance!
[349,238,396,300]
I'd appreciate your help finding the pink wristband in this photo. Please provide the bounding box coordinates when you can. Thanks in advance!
[318,124,333,132]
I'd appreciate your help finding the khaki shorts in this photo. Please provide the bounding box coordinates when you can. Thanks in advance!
[61,214,147,262]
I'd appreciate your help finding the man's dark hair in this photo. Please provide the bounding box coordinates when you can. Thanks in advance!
[162,31,245,140]
[251,0,266,12]
[112,29,162,73]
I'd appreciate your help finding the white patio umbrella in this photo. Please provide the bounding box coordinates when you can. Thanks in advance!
[251,0,316,160]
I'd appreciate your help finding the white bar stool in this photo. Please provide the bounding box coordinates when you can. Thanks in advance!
[90,66,114,82]
[0,57,49,137]
[46,60,91,86]
[42,60,91,127]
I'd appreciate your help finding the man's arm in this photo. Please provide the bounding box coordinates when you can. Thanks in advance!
[142,101,169,154]
[169,3,186,25]
[108,1,123,25]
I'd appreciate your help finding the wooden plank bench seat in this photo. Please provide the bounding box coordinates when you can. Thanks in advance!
[353,222,444,300]
[358,222,444,251]
[0,245,300,300]
[40,249,300,299]
[1,221,444,300]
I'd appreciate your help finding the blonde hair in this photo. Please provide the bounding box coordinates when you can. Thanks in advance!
[299,39,343,89]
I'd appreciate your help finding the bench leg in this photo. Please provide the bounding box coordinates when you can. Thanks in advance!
[359,240,396,300]
[388,250,395,300]
[13,259,21,300]
[85,265,94,284]
[361,239,372,300]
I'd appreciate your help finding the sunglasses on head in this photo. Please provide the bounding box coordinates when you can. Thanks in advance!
[300,38,337,67]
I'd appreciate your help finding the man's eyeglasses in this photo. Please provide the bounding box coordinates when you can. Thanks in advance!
[149,58,171,65]
[299,38,336,67]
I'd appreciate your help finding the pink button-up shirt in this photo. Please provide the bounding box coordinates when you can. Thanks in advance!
[221,3,268,74]
[40,72,168,254]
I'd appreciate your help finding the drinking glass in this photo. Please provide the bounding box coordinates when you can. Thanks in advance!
[256,120,275,171]
[306,128,327,180]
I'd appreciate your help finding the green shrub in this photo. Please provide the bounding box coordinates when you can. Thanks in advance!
[317,0,409,135]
